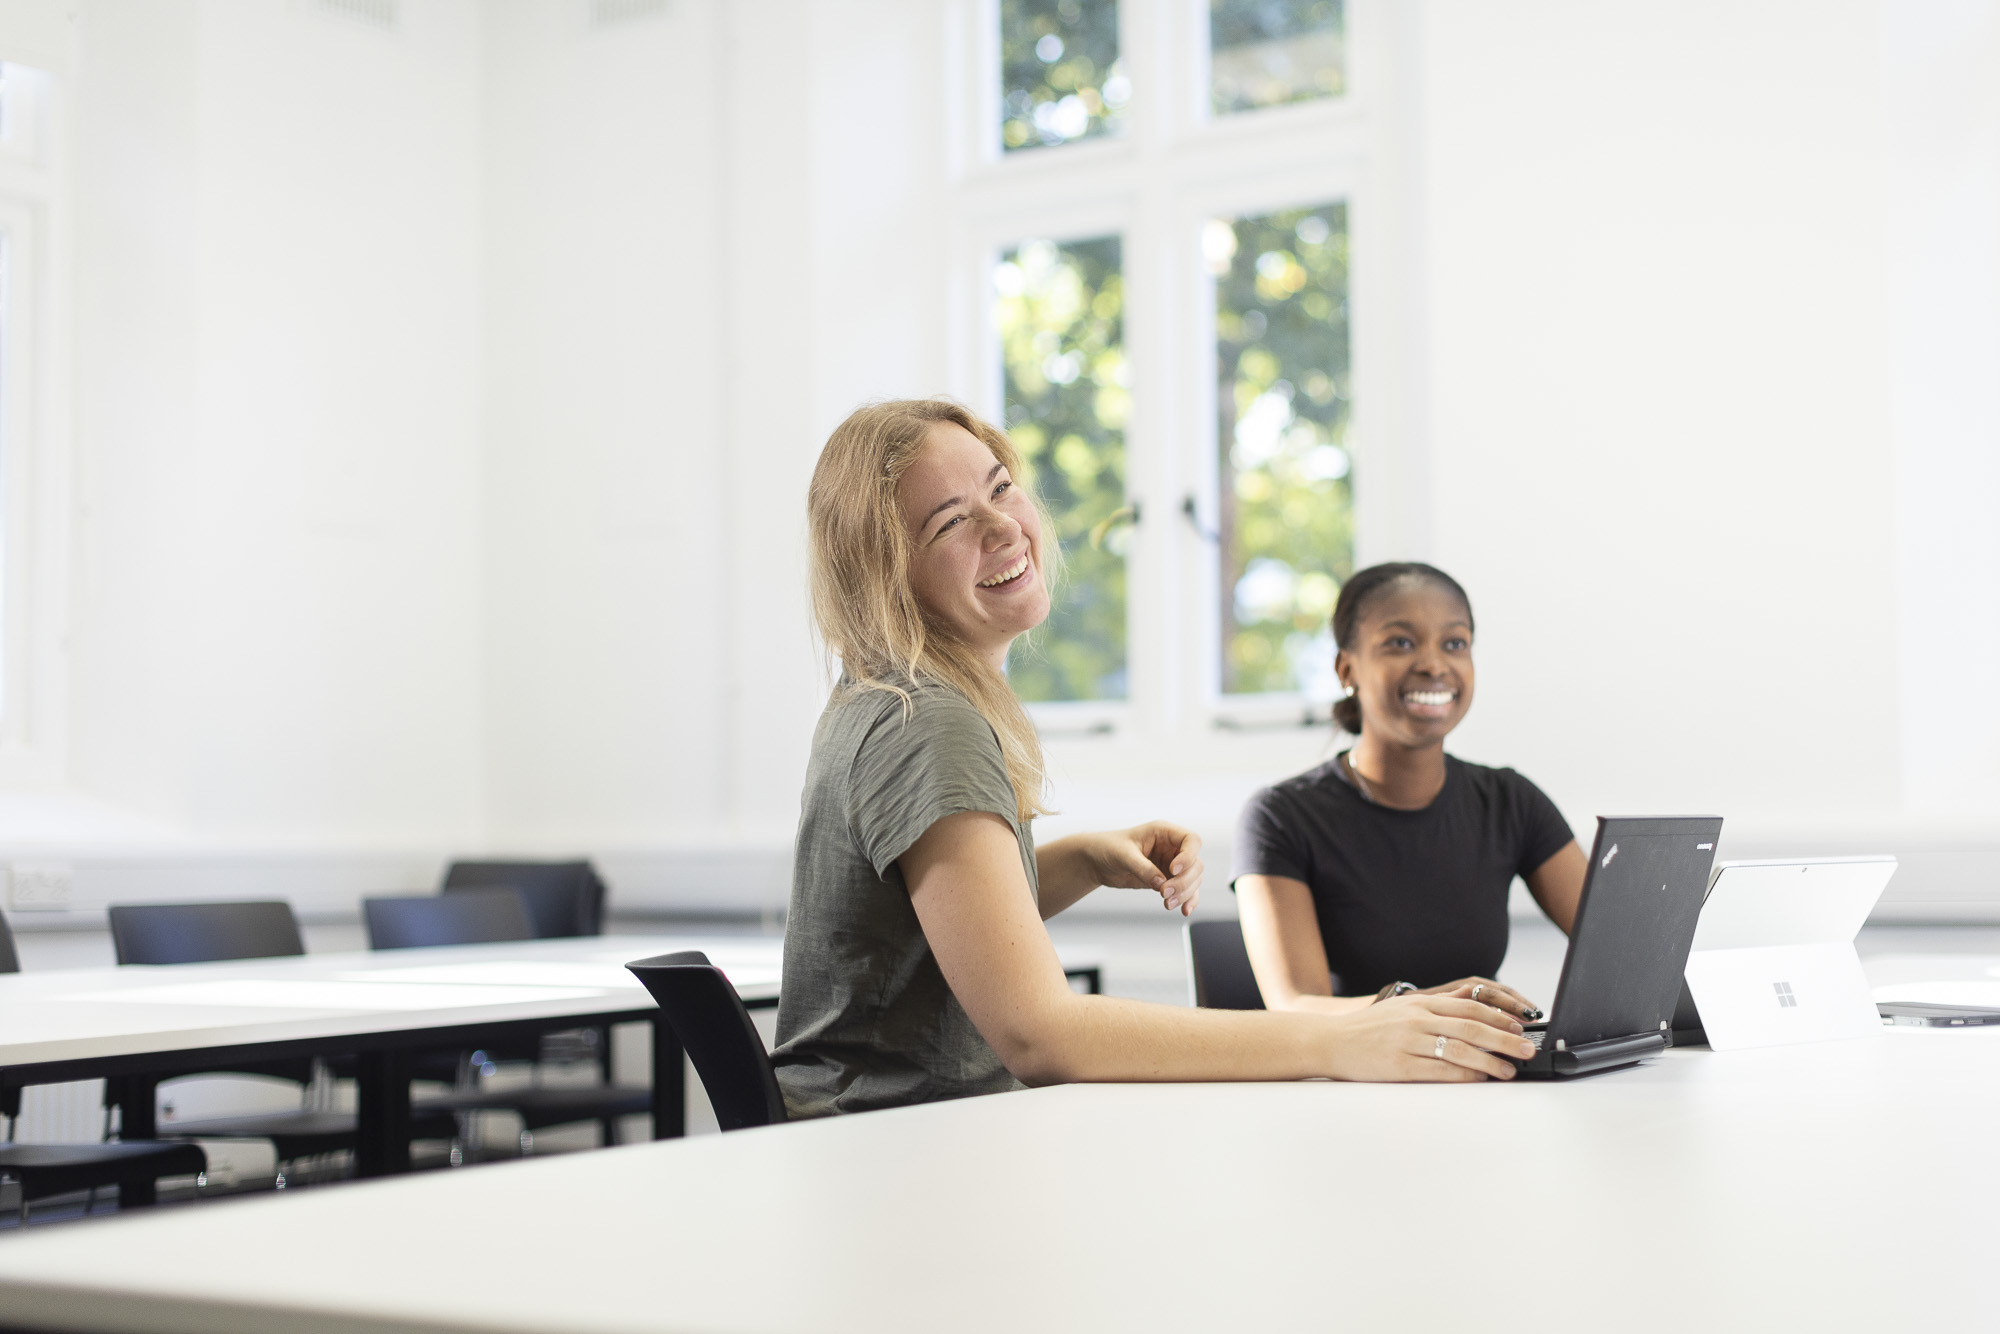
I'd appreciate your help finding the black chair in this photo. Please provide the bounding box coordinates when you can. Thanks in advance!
[109,901,304,965]
[1,910,209,1224]
[442,860,607,938]
[1185,920,1267,1010]
[362,889,535,951]
[105,900,453,1187]
[627,951,787,1132]
[443,863,615,1094]
[0,1132,208,1226]
[365,894,650,1157]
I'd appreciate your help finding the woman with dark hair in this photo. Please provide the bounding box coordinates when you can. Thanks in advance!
[1233,562,1587,1018]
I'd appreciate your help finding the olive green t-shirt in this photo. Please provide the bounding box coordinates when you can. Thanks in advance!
[772,677,1037,1118]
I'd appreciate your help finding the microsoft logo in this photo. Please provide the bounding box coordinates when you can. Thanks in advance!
[1774,981,1797,1009]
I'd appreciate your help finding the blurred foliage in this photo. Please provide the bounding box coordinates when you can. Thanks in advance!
[1210,0,1344,115]
[1213,202,1351,695]
[1001,0,1126,152]
[996,236,1128,702]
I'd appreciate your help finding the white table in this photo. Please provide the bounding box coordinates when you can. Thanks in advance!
[0,935,787,1178]
[0,933,1105,1180]
[0,1021,1993,1332]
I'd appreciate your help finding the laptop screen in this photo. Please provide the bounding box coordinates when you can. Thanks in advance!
[1547,816,1723,1048]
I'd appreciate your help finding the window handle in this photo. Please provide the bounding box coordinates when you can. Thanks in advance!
[1181,495,1220,544]
[1087,503,1140,551]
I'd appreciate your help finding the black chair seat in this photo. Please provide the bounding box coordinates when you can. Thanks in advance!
[159,1108,458,1160]
[0,1141,207,1204]
[416,1085,652,1133]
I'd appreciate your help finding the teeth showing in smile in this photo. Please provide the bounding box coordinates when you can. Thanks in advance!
[1403,689,1456,708]
[979,555,1030,588]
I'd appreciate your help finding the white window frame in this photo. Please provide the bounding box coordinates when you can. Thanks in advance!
[944,0,1406,758]
[0,62,70,786]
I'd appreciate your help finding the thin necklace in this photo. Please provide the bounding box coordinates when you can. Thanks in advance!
[1342,751,1378,804]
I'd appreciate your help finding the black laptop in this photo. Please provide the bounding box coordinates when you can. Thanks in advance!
[1513,815,1724,1079]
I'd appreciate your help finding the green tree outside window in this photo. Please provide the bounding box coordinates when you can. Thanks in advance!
[1001,0,1126,152]
[996,236,1129,702]
[1212,203,1351,696]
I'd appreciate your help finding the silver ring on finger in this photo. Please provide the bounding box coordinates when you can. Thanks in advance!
[1471,984,1484,1002]
[1433,1034,1448,1060]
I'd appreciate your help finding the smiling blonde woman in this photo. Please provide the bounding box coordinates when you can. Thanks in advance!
[769,400,1536,1118]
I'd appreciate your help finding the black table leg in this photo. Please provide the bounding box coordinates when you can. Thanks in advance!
[650,1016,684,1139]
[112,1076,160,1206]
[355,1050,411,1177]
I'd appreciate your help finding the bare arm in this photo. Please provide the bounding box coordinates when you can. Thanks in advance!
[1525,839,1586,935]
[1033,824,1203,920]
[1235,874,1372,1015]
[902,812,1535,1086]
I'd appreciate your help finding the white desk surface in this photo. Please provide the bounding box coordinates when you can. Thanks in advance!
[0,936,785,1073]
[0,1012,1995,1332]
[0,936,1104,1072]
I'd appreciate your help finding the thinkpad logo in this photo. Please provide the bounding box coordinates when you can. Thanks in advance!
[1601,844,1619,869]
[1774,982,1797,1009]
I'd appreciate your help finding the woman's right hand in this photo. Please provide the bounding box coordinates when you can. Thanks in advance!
[1323,994,1539,1082]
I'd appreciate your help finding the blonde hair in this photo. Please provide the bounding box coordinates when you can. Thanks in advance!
[807,399,1061,823]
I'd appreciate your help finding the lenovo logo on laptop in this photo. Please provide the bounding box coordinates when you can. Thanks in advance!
[1601,844,1619,869]
[1773,981,1797,1009]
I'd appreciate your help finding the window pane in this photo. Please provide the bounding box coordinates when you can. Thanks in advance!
[1001,0,1126,153]
[1210,0,1344,116]
[1212,203,1350,696]
[996,236,1128,702]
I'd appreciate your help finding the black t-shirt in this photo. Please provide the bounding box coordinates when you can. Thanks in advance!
[1231,753,1573,996]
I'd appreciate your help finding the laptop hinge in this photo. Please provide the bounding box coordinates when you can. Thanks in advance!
[1549,1031,1669,1074]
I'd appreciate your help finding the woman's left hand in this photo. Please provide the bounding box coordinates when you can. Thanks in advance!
[1421,977,1541,1021]
[1090,822,1203,916]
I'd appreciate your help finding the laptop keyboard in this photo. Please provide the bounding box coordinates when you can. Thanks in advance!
[1524,1027,1548,1051]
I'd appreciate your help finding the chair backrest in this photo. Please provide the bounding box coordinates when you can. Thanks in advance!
[0,909,18,974]
[1186,920,1267,1010]
[109,901,305,966]
[441,860,606,938]
[363,888,535,951]
[104,901,316,1085]
[626,951,787,1131]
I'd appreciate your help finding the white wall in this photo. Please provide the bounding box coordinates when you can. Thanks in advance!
[1883,0,2000,821]
[1418,2,1899,818]
[479,0,734,849]
[1411,0,2000,914]
[67,0,485,854]
[3,0,1996,925]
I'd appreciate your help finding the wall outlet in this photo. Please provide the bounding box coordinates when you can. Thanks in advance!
[8,862,74,911]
